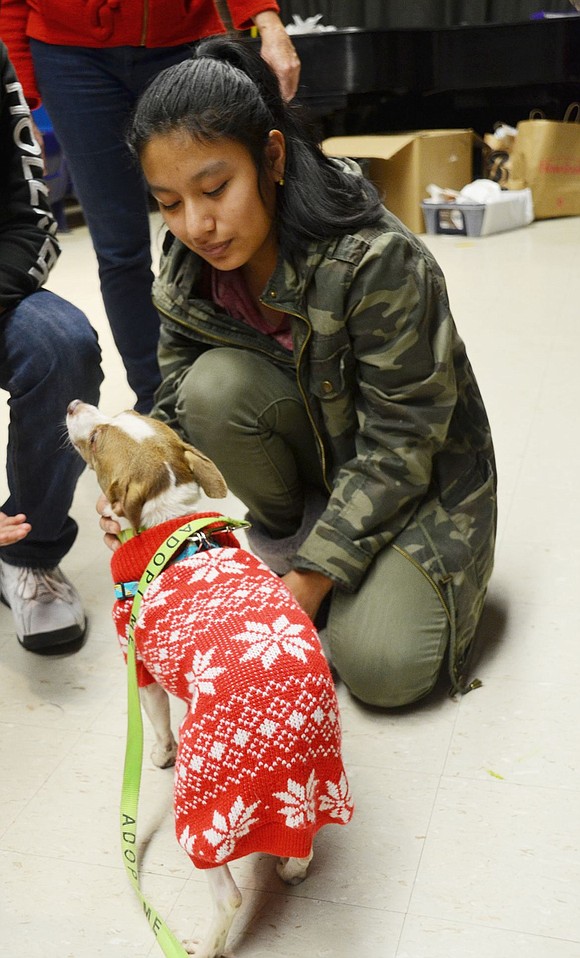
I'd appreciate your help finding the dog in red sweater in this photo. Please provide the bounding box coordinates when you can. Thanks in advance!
[66,400,353,958]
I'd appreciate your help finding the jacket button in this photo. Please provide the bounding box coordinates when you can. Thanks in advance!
[322,380,333,394]
[269,289,277,299]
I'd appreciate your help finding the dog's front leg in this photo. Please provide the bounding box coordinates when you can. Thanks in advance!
[183,864,242,958]
[139,683,178,768]
[276,849,314,885]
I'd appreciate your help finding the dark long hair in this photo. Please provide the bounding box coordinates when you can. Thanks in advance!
[127,37,383,262]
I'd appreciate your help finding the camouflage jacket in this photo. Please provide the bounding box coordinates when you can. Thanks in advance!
[152,208,497,688]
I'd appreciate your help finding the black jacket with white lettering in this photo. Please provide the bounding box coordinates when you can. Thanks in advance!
[0,39,59,312]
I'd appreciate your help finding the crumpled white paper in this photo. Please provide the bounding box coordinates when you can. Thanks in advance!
[285,14,337,34]
[456,179,505,204]
[423,180,534,235]
[492,123,517,141]
[426,179,511,205]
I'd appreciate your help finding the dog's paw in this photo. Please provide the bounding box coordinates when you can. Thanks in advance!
[150,738,178,768]
[276,853,312,886]
[182,936,232,958]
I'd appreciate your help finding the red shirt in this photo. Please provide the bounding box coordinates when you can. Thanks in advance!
[0,0,280,106]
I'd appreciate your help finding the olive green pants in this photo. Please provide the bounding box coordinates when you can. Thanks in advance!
[175,348,450,708]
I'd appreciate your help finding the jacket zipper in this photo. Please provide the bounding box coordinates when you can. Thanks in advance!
[263,299,332,493]
[391,543,451,626]
[392,543,482,695]
[140,0,149,45]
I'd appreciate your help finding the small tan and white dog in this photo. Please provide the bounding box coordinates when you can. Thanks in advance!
[66,400,353,958]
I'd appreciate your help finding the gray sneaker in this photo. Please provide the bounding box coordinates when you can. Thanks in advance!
[0,559,86,654]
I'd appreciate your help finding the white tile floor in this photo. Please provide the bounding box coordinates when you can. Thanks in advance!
[1,213,579,958]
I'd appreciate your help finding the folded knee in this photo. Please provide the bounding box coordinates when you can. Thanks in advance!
[176,349,249,431]
[329,633,444,709]
[327,550,450,709]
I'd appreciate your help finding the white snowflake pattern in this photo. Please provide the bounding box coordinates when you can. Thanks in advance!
[193,582,252,615]
[179,824,197,857]
[318,774,353,823]
[184,554,248,586]
[274,770,318,829]
[185,648,225,714]
[136,577,177,628]
[118,620,145,666]
[232,615,313,669]
[118,621,129,654]
[203,796,261,862]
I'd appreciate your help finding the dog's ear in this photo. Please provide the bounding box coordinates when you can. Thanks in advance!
[122,479,152,530]
[106,477,150,531]
[182,444,228,499]
[106,468,167,532]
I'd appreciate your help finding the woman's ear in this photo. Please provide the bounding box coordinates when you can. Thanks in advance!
[266,129,286,183]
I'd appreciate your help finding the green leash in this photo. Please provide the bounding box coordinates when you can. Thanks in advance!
[119,515,248,955]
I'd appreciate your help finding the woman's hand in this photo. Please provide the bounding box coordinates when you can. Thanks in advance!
[0,511,31,546]
[282,568,333,623]
[31,118,45,171]
[96,493,122,552]
[253,11,301,101]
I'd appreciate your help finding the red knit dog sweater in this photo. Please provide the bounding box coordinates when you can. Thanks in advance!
[111,514,353,869]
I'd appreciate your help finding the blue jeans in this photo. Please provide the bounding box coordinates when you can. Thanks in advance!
[30,41,194,412]
[0,290,103,568]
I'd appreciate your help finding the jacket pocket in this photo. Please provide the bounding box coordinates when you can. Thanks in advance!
[308,345,353,401]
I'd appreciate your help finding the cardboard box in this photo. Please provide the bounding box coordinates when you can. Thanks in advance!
[421,188,534,237]
[322,131,473,234]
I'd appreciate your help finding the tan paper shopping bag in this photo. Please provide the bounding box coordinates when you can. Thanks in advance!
[508,104,580,219]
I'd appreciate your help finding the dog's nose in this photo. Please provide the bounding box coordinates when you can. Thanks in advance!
[67,399,82,415]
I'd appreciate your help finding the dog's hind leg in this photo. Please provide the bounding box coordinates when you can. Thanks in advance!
[276,849,314,885]
[140,683,178,768]
[183,864,242,958]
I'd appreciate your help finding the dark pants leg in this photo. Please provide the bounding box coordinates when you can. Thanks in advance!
[0,290,103,567]
[30,40,193,412]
